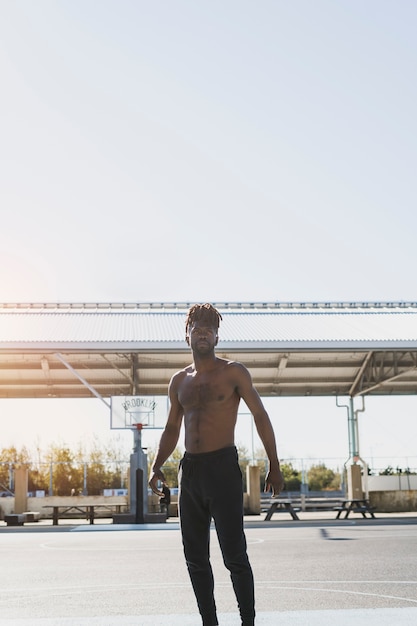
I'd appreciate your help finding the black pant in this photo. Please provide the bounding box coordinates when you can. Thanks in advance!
[179,446,255,626]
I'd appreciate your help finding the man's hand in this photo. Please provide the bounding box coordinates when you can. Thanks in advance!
[264,466,285,497]
[149,468,167,497]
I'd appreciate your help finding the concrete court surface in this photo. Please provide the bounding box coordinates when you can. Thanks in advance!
[1,513,417,626]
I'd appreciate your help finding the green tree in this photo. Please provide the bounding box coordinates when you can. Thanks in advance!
[379,465,417,476]
[248,449,303,492]
[69,438,130,495]
[0,461,13,493]
[307,463,340,491]
[280,462,302,491]
[48,445,83,496]
[103,438,129,489]
[0,446,32,492]
[28,466,49,493]
[27,444,50,493]
[85,445,107,495]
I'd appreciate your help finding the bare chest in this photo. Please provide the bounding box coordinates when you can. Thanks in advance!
[178,370,236,411]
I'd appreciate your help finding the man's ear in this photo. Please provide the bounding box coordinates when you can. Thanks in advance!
[215,334,219,346]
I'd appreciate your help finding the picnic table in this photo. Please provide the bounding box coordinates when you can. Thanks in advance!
[43,503,123,525]
[334,499,376,519]
[264,499,300,521]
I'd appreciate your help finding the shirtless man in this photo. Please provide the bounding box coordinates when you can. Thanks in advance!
[149,303,284,626]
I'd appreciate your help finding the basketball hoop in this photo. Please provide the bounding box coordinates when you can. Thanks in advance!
[132,423,143,431]
[110,395,166,431]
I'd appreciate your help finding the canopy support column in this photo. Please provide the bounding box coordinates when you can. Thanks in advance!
[337,396,366,499]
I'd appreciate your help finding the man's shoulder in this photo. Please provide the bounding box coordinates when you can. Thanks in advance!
[171,364,193,380]
[221,357,246,368]
[219,358,249,375]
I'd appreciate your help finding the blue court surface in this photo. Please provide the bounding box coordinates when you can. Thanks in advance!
[1,514,417,625]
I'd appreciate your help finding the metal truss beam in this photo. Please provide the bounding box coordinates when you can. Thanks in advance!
[352,351,417,396]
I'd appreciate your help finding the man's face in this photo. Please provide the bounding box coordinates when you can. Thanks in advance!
[187,320,218,353]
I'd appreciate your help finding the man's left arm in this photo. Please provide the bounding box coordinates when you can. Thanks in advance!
[235,363,285,496]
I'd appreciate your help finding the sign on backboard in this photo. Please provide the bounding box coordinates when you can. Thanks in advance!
[110,395,168,430]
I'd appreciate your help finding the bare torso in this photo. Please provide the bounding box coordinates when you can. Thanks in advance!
[175,357,241,453]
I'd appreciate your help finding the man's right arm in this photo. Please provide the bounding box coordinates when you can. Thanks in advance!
[148,374,184,496]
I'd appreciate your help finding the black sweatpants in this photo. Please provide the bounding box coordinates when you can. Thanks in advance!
[178,446,255,626]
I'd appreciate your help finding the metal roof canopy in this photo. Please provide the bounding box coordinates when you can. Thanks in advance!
[0,301,417,401]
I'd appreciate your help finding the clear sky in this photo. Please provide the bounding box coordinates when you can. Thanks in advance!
[1,2,416,471]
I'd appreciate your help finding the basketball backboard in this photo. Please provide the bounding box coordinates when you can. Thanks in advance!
[110,395,168,430]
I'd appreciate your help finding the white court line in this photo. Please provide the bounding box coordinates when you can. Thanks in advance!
[258,579,417,585]
[261,584,417,604]
[38,541,182,551]
[1,581,416,611]
[71,523,180,532]
[1,579,416,599]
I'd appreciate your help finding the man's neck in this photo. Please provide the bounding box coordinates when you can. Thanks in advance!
[192,351,218,372]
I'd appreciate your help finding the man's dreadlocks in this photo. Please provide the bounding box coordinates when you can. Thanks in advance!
[185,303,223,340]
